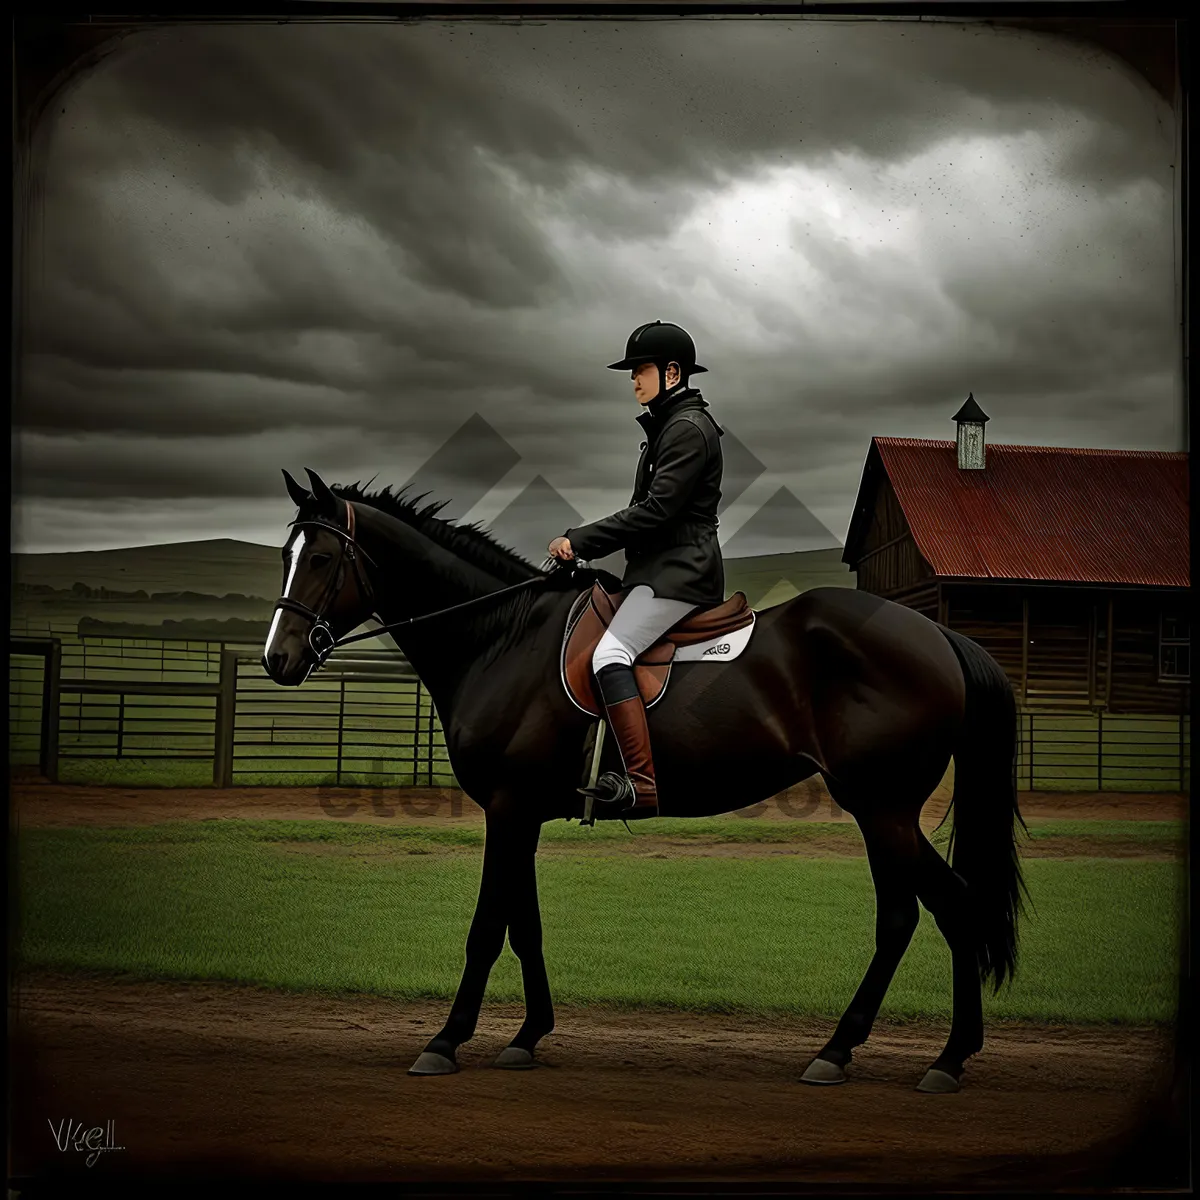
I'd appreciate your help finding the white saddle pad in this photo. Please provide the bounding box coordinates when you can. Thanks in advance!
[672,611,757,662]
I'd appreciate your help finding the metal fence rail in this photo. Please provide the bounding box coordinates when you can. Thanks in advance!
[1018,708,1190,792]
[8,635,1191,792]
[57,680,219,761]
[222,650,454,787]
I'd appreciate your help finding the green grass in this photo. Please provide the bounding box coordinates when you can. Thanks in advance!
[18,815,1172,850]
[47,757,458,789]
[1023,819,1185,841]
[14,821,1185,1025]
[55,758,218,787]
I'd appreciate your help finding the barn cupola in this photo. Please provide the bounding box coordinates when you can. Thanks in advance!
[952,392,989,470]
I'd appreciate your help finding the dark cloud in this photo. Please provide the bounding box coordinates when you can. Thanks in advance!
[15,429,362,501]
[71,26,582,307]
[14,19,1180,553]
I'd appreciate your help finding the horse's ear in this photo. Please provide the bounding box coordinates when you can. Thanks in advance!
[304,467,338,519]
[282,469,311,510]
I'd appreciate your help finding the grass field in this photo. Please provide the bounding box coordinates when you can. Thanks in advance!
[15,819,1185,1025]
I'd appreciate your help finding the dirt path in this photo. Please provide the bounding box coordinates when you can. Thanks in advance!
[10,778,1187,830]
[9,970,1181,1188]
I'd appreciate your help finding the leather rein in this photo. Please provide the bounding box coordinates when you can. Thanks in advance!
[273,500,561,667]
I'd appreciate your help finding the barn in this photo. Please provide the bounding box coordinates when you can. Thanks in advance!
[842,396,1190,791]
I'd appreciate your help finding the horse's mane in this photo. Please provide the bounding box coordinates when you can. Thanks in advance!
[331,480,542,585]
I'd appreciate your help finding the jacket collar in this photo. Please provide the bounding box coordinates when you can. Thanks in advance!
[635,385,708,432]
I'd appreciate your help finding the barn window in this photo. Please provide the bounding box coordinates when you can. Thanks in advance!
[1158,612,1190,682]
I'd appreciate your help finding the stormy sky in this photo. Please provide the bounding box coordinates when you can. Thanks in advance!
[14,18,1183,561]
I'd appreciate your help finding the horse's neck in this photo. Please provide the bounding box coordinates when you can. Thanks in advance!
[364,526,536,707]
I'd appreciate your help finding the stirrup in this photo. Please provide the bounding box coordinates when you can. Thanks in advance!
[577,770,635,806]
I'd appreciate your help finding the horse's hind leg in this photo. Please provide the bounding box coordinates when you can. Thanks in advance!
[802,810,921,1086]
[910,832,984,1093]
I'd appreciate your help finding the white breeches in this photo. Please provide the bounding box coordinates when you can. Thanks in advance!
[592,585,700,673]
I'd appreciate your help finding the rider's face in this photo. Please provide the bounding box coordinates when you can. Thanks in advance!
[631,361,680,405]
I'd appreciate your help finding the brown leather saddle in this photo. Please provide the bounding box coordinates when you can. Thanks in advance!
[561,583,755,717]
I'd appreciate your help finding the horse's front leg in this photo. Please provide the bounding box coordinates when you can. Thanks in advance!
[408,805,542,1075]
[492,815,554,1069]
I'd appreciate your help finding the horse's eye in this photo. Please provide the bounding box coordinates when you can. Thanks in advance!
[310,553,333,569]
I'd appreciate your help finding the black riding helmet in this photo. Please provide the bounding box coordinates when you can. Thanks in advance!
[607,321,707,397]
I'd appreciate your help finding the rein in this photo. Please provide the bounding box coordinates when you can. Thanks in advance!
[273,500,568,666]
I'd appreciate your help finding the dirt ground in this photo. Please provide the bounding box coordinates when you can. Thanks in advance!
[8,779,1189,1189]
[9,970,1184,1190]
[9,776,1188,830]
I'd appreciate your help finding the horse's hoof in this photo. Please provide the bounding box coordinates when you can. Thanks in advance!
[493,1046,536,1070]
[408,1051,459,1076]
[916,1067,961,1094]
[801,1056,846,1085]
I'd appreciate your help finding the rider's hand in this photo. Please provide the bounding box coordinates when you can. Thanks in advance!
[547,536,575,561]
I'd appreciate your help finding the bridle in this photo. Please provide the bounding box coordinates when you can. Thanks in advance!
[272,499,567,668]
[273,500,380,664]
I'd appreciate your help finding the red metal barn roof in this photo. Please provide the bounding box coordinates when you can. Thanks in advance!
[861,438,1189,587]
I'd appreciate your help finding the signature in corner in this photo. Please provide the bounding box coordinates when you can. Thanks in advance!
[48,1118,126,1168]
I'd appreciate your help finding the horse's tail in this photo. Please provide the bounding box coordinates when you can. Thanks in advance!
[936,624,1030,993]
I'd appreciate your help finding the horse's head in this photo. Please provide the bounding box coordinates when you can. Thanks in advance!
[262,467,378,686]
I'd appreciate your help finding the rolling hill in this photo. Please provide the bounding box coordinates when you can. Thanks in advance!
[13,539,284,599]
[13,539,853,599]
[11,539,856,644]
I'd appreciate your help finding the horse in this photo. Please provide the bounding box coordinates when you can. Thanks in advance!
[262,467,1028,1093]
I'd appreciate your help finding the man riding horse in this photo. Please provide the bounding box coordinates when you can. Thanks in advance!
[547,320,726,821]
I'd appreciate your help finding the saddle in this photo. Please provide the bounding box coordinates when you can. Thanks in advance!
[561,582,755,717]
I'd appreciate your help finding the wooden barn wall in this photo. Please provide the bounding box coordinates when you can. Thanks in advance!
[943,584,1189,716]
[884,580,939,618]
[860,472,909,548]
[1110,592,1190,715]
[944,585,1024,686]
[853,477,933,597]
[945,585,1097,706]
[1025,589,1093,706]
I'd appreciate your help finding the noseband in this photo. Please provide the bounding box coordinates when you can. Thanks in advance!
[273,501,378,665]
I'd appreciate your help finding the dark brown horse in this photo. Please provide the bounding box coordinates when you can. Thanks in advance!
[263,468,1028,1093]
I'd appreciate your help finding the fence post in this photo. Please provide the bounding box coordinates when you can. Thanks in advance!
[410,680,421,787]
[1182,712,1187,792]
[1097,709,1103,792]
[40,639,62,783]
[1028,711,1035,791]
[336,679,346,785]
[213,649,237,788]
[427,690,436,786]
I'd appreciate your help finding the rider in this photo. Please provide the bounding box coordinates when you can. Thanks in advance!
[547,321,725,819]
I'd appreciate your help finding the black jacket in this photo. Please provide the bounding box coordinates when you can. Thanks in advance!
[563,385,725,606]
